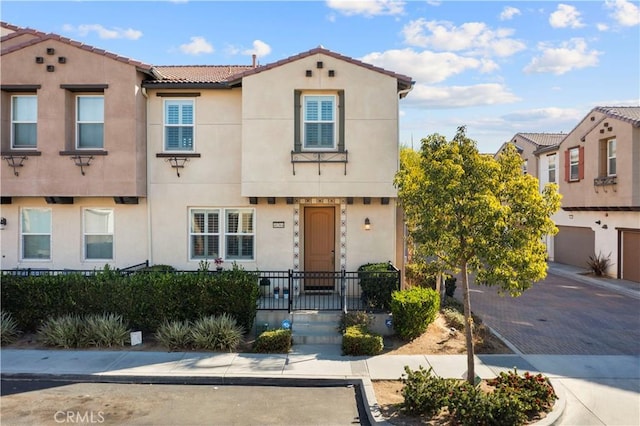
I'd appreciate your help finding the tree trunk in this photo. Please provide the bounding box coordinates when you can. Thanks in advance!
[461,261,475,384]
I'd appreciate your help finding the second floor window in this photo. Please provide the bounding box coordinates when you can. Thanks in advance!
[569,147,579,181]
[12,95,37,149]
[304,95,335,149]
[548,154,556,183]
[165,100,194,151]
[77,96,104,149]
[607,138,616,176]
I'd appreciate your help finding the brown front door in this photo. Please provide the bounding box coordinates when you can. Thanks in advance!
[304,207,335,290]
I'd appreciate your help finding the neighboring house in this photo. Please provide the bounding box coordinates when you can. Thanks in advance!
[495,133,565,181]
[1,22,151,269]
[1,22,415,279]
[143,47,414,275]
[553,107,640,282]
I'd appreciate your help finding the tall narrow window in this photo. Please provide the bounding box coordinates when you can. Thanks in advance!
[607,138,616,176]
[569,147,579,181]
[165,100,194,151]
[522,159,528,175]
[12,95,37,148]
[190,209,220,260]
[225,209,254,260]
[84,208,113,260]
[548,154,556,183]
[21,208,51,260]
[77,96,104,148]
[304,95,335,149]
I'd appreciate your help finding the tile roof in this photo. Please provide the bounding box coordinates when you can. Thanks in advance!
[0,21,153,73]
[593,106,640,127]
[148,65,254,84]
[515,133,566,147]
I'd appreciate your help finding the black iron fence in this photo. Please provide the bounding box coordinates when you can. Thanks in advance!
[1,264,401,313]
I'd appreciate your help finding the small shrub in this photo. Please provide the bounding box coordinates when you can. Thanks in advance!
[253,329,292,353]
[155,320,193,350]
[442,295,463,312]
[390,287,440,341]
[84,313,130,347]
[358,263,399,311]
[38,315,86,348]
[445,276,457,297]
[487,369,558,418]
[342,325,383,356]
[587,251,613,276]
[401,365,454,417]
[449,381,526,426]
[191,314,244,351]
[338,311,371,333]
[442,307,466,331]
[1,311,21,345]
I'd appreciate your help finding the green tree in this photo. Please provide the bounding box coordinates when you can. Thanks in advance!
[395,127,561,384]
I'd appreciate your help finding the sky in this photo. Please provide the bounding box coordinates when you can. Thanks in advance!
[2,0,639,153]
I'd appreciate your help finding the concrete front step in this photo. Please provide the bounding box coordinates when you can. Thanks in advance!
[291,311,342,345]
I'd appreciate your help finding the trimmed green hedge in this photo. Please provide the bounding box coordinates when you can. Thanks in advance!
[253,329,292,353]
[1,267,260,333]
[358,262,399,311]
[391,286,440,341]
[342,325,383,356]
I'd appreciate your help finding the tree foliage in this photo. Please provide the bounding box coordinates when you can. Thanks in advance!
[395,127,561,382]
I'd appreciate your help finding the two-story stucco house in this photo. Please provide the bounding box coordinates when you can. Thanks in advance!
[143,48,414,280]
[495,133,565,182]
[1,22,151,270]
[553,107,640,283]
[1,22,414,283]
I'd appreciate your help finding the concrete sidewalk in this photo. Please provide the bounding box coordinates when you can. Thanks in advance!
[2,347,639,425]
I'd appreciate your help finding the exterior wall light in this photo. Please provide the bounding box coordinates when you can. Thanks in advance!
[364,217,371,231]
[0,217,6,230]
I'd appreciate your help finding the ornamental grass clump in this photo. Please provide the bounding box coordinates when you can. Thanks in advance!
[155,320,193,350]
[84,313,130,347]
[37,314,86,348]
[1,311,21,345]
[190,313,244,351]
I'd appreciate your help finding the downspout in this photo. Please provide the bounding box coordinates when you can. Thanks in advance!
[140,85,153,266]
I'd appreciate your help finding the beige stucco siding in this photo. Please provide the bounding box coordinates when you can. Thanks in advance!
[240,52,400,197]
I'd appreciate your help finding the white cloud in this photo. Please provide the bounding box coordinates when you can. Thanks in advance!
[242,40,272,58]
[404,83,520,108]
[524,38,600,75]
[605,0,640,27]
[597,23,610,31]
[325,0,404,17]
[500,6,521,21]
[402,19,526,57]
[549,4,585,29]
[502,107,582,124]
[179,36,214,55]
[361,48,498,84]
[62,24,142,40]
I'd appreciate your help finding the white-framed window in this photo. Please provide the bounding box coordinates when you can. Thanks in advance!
[607,138,616,176]
[83,208,114,260]
[190,209,220,260]
[76,95,104,149]
[11,95,37,149]
[225,209,255,260]
[164,99,194,151]
[21,208,51,260]
[304,95,335,149]
[569,147,580,181]
[548,153,556,183]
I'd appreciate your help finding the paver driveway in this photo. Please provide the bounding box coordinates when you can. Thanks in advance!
[462,271,640,355]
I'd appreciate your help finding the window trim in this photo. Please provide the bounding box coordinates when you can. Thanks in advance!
[569,147,580,182]
[83,208,114,261]
[11,95,38,150]
[189,208,221,261]
[20,207,52,261]
[163,98,195,153]
[224,208,255,261]
[75,95,104,150]
[294,90,344,153]
[607,138,616,177]
[303,94,337,151]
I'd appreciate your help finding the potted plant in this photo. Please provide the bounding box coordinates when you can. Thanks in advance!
[214,257,223,271]
[283,287,289,299]
[273,286,280,299]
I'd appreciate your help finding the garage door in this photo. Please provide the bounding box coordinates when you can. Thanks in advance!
[554,226,595,269]
[621,230,640,283]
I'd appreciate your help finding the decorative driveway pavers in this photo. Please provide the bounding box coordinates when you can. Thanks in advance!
[462,270,640,355]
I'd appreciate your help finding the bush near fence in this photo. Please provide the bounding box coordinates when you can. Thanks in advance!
[1,266,260,334]
[358,262,399,311]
